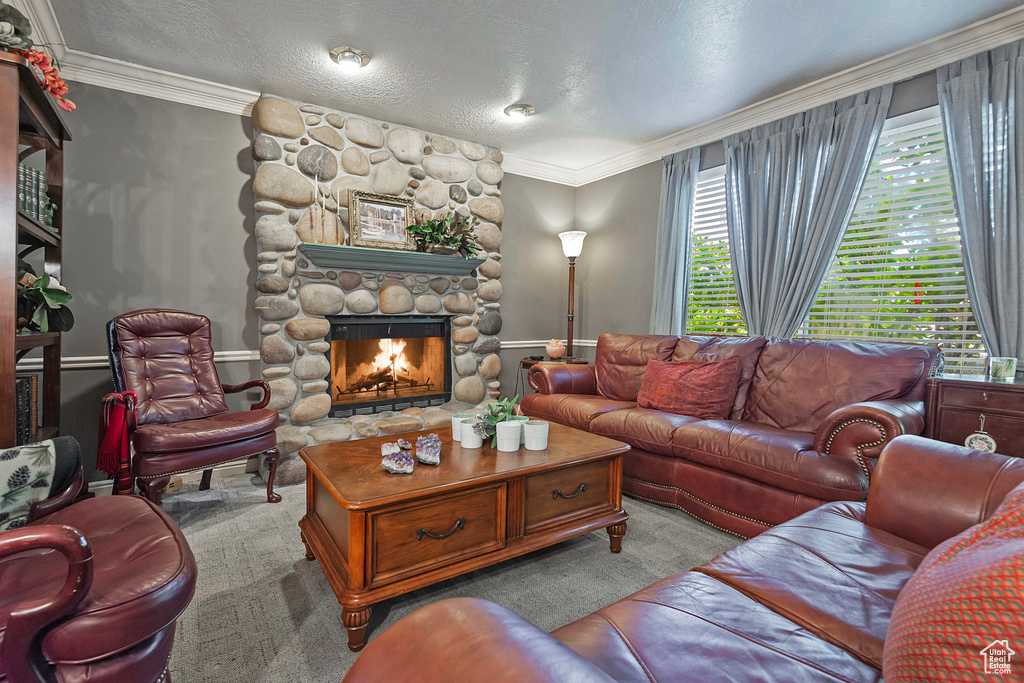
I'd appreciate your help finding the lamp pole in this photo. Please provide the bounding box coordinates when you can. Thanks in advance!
[567,255,576,358]
[558,230,586,361]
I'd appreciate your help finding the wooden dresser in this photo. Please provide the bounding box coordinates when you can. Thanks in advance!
[925,374,1024,458]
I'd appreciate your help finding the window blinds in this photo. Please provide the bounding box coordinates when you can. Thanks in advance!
[684,167,746,335]
[800,114,984,373]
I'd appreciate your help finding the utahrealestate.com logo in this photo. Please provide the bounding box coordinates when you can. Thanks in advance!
[981,640,1016,675]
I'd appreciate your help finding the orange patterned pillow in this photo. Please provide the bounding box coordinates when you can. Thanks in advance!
[636,357,742,419]
[883,483,1024,681]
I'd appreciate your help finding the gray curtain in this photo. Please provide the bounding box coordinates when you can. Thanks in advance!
[937,40,1024,360]
[650,147,700,335]
[723,85,892,337]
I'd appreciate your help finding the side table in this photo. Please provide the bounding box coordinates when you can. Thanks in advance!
[925,374,1024,457]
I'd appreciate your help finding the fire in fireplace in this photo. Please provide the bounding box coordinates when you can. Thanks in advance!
[327,316,451,416]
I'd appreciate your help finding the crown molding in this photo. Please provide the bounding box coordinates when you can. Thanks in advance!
[574,5,1024,186]
[10,0,65,60]
[16,0,1024,185]
[60,50,260,115]
[501,154,579,186]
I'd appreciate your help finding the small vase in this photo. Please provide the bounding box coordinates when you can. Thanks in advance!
[461,419,484,448]
[546,341,565,360]
[496,420,522,452]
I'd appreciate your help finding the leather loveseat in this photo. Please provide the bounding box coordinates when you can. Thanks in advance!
[342,436,1024,682]
[522,333,941,537]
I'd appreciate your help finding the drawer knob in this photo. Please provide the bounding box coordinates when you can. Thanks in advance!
[553,482,588,500]
[983,392,989,401]
[417,517,466,541]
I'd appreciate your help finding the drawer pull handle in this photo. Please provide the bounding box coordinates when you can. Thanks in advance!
[417,517,466,541]
[983,392,989,401]
[553,482,588,500]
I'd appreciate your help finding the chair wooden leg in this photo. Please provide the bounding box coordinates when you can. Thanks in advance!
[199,469,213,491]
[138,476,170,507]
[264,448,282,503]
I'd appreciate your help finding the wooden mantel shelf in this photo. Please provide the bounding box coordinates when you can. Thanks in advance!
[298,243,485,275]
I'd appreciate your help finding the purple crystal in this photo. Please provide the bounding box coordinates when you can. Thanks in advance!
[416,433,442,465]
[398,439,413,451]
[382,450,415,474]
[381,442,401,457]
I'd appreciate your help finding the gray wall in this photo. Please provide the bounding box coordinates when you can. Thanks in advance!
[53,81,261,479]
[494,173,577,395]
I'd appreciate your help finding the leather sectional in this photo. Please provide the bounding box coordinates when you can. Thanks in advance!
[342,436,1024,682]
[522,333,942,537]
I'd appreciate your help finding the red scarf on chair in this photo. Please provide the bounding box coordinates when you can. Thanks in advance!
[98,391,136,493]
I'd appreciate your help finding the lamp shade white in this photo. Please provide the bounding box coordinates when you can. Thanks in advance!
[558,231,587,258]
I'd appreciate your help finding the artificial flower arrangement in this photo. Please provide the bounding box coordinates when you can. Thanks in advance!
[0,3,74,111]
[406,211,481,258]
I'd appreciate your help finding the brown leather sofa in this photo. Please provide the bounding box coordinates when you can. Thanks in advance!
[0,438,197,682]
[342,436,1024,682]
[522,333,941,537]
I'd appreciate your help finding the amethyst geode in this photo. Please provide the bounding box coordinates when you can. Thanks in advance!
[416,433,442,465]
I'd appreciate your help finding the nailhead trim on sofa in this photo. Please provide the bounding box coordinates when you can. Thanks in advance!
[625,474,773,536]
[822,418,887,481]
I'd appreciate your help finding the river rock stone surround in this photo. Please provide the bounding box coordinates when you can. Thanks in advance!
[250,96,505,484]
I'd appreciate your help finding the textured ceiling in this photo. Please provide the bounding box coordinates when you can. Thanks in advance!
[50,0,1024,170]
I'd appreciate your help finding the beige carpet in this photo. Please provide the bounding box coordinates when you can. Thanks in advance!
[164,473,740,682]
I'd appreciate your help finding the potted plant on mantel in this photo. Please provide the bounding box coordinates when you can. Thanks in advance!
[407,211,481,258]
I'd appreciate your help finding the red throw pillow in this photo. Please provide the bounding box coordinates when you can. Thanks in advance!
[883,483,1024,681]
[636,357,742,419]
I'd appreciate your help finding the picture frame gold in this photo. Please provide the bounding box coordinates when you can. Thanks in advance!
[348,190,416,251]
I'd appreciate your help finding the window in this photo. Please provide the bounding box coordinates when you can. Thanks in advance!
[685,167,746,335]
[800,110,984,373]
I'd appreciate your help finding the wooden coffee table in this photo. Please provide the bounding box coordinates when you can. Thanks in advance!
[298,422,630,651]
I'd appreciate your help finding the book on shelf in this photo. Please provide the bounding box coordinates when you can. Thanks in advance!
[17,162,25,211]
[15,374,37,441]
[14,376,31,445]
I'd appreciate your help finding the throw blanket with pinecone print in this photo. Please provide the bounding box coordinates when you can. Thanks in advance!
[0,439,56,530]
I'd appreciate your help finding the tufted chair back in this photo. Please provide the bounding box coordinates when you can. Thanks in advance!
[107,309,229,426]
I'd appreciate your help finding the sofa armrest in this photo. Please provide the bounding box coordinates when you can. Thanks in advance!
[0,525,93,682]
[865,435,1024,548]
[528,364,597,395]
[343,598,615,683]
[222,380,271,409]
[813,399,925,478]
[28,468,84,523]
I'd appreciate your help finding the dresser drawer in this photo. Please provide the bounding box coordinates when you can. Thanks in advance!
[936,409,1024,458]
[524,459,612,533]
[942,386,1022,413]
[369,484,506,587]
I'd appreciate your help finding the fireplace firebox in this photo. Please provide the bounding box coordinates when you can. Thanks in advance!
[327,315,451,417]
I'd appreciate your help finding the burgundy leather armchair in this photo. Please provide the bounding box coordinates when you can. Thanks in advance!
[106,308,281,505]
[0,437,198,682]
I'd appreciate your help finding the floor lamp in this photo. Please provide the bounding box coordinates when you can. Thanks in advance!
[558,231,587,358]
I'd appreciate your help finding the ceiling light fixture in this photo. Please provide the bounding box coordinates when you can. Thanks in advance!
[330,46,370,70]
[504,103,535,119]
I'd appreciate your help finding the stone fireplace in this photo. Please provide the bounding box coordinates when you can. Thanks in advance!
[249,95,505,484]
[328,315,451,416]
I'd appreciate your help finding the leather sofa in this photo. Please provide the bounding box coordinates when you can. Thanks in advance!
[342,436,1024,682]
[522,333,941,537]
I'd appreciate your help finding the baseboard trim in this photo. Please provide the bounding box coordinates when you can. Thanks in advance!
[88,459,254,496]
[499,339,597,349]
[16,349,260,372]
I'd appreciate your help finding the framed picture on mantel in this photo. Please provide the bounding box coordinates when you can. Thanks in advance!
[349,190,416,251]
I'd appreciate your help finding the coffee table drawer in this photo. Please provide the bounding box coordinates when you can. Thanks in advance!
[525,459,612,532]
[369,484,506,586]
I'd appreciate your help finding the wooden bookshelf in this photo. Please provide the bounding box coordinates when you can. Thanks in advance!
[0,52,70,447]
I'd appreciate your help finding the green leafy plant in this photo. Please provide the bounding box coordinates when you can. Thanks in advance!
[473,394,520,448]
[16,247,73,335]
[407,212,481,258]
